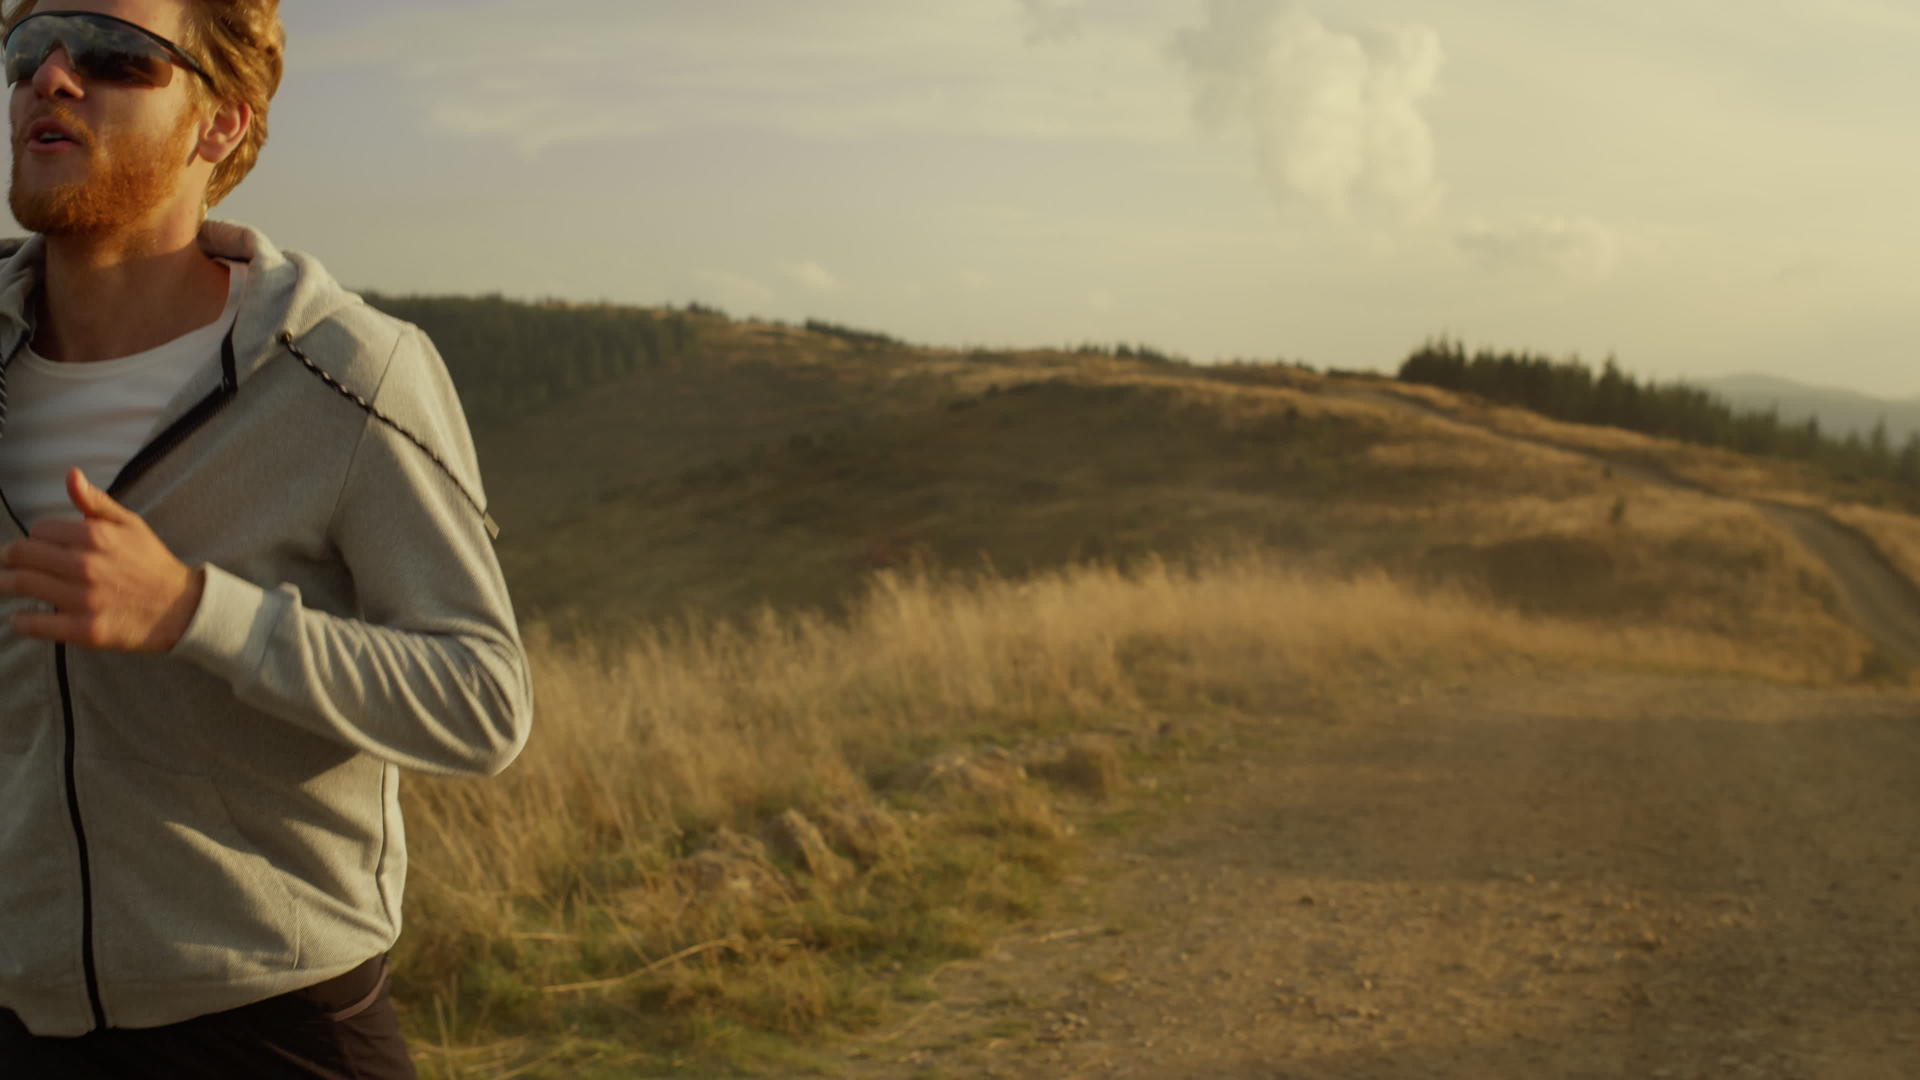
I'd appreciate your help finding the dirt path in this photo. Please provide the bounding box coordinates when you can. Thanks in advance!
[837,675,1920,1079]
[1753,503,1920,666]
[1344,386,1920,669]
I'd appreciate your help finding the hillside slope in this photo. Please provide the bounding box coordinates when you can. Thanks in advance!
[393,309,1920,1075]
[464,317,1899,683]
[1339,381,1920,670]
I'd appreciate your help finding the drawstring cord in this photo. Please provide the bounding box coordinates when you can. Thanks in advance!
[279,331,501,541]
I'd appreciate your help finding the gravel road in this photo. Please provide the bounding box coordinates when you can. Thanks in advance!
[840,675,1920,1079]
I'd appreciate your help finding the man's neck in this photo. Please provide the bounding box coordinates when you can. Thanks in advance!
[34,225,231,365]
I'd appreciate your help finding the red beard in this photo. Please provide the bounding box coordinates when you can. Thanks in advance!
[10,104,198,236]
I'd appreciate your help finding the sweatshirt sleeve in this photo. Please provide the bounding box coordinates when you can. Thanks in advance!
[170,325,534,777]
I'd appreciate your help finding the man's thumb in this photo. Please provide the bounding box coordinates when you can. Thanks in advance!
[67,468,120,520]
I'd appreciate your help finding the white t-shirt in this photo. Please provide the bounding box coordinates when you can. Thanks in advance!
[0,260,247,528]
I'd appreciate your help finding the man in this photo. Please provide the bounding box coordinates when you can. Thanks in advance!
[0,0,533,1076]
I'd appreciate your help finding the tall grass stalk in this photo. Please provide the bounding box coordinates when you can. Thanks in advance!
[398,548,1825,1073]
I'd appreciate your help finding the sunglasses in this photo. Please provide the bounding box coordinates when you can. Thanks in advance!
[4,10,212,89]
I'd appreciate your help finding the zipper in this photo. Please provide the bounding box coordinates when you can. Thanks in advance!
[0,483,26,536]
[55,645,105,1031]
[0,336,29,536]
[45,327,242,1032]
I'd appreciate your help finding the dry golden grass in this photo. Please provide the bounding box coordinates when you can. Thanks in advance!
[1829,503,1920,593]
[494,359,1870,654]
[428,339,1915,1074]
[1364,380,1839,504]
[396,546,1852,1077]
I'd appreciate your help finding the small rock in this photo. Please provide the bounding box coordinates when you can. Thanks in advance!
[1031,735,1128,801]
[818,801,908,866]
[909,748,1066,839]
[764,809,854,886]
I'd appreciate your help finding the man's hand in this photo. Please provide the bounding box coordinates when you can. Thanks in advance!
[0,468,205,652]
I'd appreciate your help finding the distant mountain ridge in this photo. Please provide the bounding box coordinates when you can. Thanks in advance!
[1698,374,1920,444]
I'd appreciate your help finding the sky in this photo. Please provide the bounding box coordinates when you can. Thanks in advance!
[151,1,1920,396]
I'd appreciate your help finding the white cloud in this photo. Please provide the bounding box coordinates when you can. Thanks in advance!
[1168,0,1444,221]
[785,261,844,292]
[958,270,994,291]
[1019,0,1087,45]
[690,269,775,309]
[1455,215,1628,280]
[1087,289,1117,311]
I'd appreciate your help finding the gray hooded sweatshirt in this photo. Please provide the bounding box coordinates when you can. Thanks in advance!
[0,221,534,1037]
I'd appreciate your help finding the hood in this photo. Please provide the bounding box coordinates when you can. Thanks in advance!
[0,221,366,386]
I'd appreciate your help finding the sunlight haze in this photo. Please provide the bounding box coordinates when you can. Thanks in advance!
[154,0,1920,396]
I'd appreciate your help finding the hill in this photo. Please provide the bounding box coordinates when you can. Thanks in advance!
[351,297,1907,681]
[363,295,1920,1076]
[1699,372,1920,444]
[1396,342,1920,497]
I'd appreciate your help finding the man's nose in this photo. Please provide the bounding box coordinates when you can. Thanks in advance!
[29,45,83,99]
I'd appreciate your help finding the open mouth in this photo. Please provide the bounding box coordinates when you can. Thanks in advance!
[22,118,83,151]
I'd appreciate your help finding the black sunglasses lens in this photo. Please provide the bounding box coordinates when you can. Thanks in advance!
[3,20,56,85]
[82,45,173,88]
[5,16,176,88]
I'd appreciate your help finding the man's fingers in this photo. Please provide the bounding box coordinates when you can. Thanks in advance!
[3,539,89,580]
[0,569,87,610]
[26,517,105,551]
[65,469,128,523]
[10,610,91,645]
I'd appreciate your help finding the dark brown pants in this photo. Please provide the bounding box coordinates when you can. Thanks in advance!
[0,955,417,1079]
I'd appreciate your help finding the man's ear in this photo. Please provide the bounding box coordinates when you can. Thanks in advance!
[196,99,253,165]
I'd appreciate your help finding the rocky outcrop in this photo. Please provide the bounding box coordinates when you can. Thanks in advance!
[817,801,909,866]
[678,827,794,905]
[1030,735,1128,802]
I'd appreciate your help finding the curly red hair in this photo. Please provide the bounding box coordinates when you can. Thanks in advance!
[3,0,284,206]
